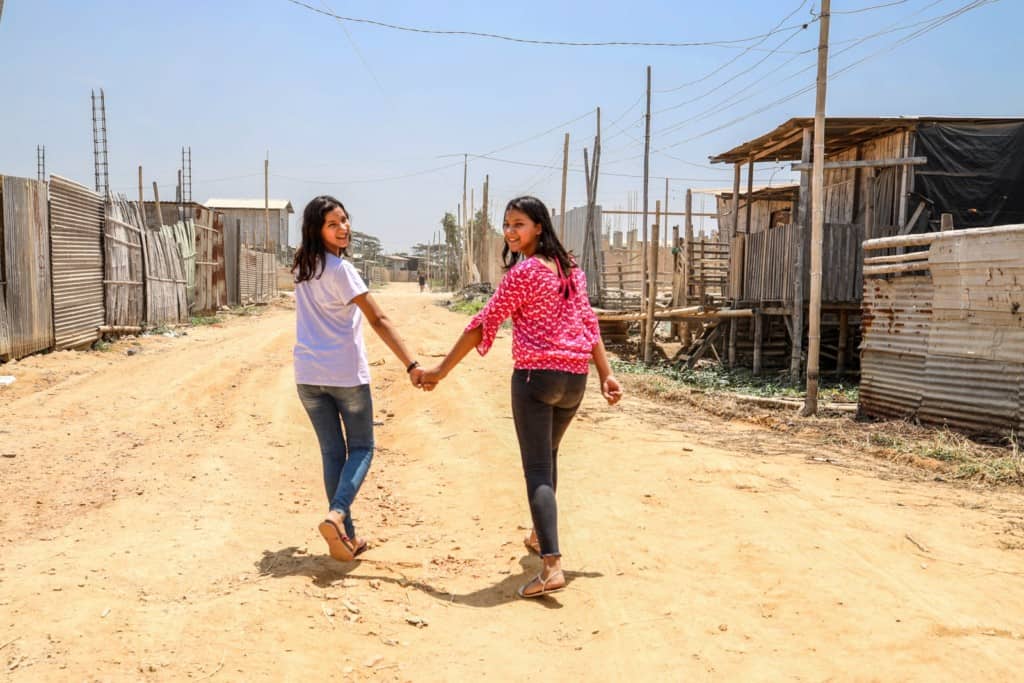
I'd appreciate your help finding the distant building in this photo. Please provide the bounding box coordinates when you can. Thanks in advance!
[205,198,293,261]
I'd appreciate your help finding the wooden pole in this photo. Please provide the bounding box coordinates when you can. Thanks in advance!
[462,154,468,285]
[640,65,652,348]
[664,177,670,247]
[265,154,272,297]
[559,132,569,242]
[753,312,763,376]
[682,191,694,346]
[152,181,163,226]
[745,159,754,234]
[791,128,811,382]
[802,0,830,418]
[470,187,475,282]
[864,167,876,241]
[643,200,660,364]
[731,164,741,239]
[137,165,144,223]
[837,309,849,375]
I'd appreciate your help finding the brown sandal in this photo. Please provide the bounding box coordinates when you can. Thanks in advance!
[517,569,565,599]
[523,533,541,557]
[318,519,356,562]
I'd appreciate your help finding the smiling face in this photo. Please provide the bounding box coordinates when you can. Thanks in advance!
[320,206,350,256]
[503,208,542,256]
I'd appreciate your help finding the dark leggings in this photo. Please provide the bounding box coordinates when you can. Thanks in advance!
[511,368,588,557]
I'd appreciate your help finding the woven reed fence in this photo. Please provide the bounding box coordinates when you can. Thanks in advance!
[145,223,189,326]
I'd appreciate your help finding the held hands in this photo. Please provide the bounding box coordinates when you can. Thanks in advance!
[601,375,623,406]
[408,365,442,392]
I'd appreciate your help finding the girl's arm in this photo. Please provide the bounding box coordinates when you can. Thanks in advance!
[422,326,483,383]
[351,292,424,387]
[591,337,622,405]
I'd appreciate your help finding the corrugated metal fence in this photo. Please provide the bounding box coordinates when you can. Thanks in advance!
[0,176,52,359]
[50,175,105,349]
[860,224,1024,435]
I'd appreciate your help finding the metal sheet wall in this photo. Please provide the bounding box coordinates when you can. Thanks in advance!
[859,225,1024,435]
[0,176,52,359]
[49,175,105,349]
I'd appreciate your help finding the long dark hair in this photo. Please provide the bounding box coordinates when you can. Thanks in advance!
[292,195,349,283]
[502,195,576,280]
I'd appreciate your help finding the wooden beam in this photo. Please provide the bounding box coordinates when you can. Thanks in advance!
[751,129,806,161]
[864,252,929,265]
[863,262,930,276]
[898,200,927,236]
[790,156,926,171]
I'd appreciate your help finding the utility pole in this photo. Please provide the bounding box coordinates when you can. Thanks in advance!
[264,152,271,299]
[559,132,570,241]
[462,154,469,286]
[482,175,489,282]
[640,65,652,349]
[802,0,831,417]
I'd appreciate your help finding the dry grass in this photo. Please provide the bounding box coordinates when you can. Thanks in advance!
[618,369,1024,489]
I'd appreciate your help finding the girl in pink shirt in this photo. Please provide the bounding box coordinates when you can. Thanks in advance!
[422,196,622,599]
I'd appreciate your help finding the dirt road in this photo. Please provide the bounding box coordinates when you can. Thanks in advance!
[2,283,1022,681]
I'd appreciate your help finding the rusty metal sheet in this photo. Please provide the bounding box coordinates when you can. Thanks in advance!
[918,355,1022,433]
[49,175,105,349]
[860,349,925,419]
[1,175,52,359]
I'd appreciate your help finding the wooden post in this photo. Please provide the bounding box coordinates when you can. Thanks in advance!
[670,222,681,339]
[617,264,624,299]
[559,132,569,242]
[462,154,469,285]
[482,175,489,282]
[643,200,660,364]
[664,177,670,247]
[864,167,876,241]
[791,128,811,382]
[802,0,830,418]
[731,164,742,239]
[640,65,652,349]
[682,193,694,346]
[152,181,163,226]
[837,309,849,375]
[745,159,754,234]
[753,312,763,376]
[728,319,737,368]
[940,213,954,231]
[137,166,144,224]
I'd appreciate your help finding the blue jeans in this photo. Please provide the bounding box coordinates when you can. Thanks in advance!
[296,383,375,539]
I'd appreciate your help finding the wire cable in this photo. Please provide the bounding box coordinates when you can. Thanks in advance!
[285,0,821,49]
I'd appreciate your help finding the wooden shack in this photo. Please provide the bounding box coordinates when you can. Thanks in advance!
[709,116,1024,378]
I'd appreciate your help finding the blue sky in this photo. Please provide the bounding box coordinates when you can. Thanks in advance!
[1,0,1020,250]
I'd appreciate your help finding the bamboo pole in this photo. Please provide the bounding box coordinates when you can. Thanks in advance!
[643,201,660,364]
[640,65,652,349]
[801,0,830,418]
[559,132,569,242]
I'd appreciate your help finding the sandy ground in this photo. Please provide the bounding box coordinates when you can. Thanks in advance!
[1,282,1023,682]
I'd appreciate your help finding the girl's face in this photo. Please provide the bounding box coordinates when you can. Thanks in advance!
[503,208,542,256]
[320,206,350,255]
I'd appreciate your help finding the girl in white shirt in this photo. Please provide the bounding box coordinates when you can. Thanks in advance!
[292,195,424,561]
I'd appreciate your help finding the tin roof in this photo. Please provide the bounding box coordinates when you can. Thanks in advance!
[205,198,294,212]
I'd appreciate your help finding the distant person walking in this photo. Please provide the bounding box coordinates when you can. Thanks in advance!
[292,195,425,562]
[418,272,427,293]
[422,195,622,599]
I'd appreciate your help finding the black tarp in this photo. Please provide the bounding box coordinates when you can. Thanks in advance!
[913,121,1024,230]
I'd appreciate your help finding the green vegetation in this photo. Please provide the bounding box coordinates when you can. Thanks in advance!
[610,359,859,403]
[448,298,486,315]
[189,314,223,326]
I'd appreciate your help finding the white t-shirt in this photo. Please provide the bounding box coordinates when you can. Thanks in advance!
[293,253,371,387]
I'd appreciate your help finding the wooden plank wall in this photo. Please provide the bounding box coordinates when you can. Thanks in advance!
[106,196,146,327]
[0,176,52,360]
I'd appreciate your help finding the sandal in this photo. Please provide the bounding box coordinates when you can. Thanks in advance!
[318,519,356,562]
[517,569,566,599]
[523,532,541,557]
[351,538,369,558]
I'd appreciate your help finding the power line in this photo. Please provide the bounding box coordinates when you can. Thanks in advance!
[656,1,812,94]
[285,0,820,49]
[834,0,910,13]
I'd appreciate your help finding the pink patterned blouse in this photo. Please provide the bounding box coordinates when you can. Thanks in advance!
[466,257,600,374]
